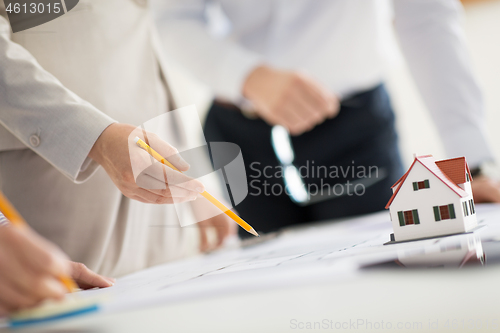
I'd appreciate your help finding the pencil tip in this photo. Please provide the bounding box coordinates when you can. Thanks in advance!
[249,228,259,237]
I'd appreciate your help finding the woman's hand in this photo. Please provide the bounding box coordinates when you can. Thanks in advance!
[89,123,205,204]
[0,226,70,315]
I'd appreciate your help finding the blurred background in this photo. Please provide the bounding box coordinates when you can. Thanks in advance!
[165,0,500,168]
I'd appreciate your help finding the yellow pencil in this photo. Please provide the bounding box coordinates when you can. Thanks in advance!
[0,191,78,292]
[134,137,259,237]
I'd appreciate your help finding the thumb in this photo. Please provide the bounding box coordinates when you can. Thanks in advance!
[146,134,190,172]
[198,223,210,252]
[70,262,115,290]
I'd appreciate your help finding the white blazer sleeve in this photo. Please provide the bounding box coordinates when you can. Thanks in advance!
[393,0,493,167]
[151,0,263,103]
[0,17,116,183]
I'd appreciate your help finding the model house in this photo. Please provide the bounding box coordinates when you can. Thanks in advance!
[386,155,477,242]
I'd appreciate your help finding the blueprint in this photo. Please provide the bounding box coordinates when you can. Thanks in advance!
[72,204,500,315]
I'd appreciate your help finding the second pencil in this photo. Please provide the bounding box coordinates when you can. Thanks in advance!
[134,137,259,237]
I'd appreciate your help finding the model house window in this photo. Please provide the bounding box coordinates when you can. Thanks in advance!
[397,209,420,226]
[433,204,456,221]
[469,199,475,214]
[412,180,430,191]
[466,172,470,182]
[463,201,469,216]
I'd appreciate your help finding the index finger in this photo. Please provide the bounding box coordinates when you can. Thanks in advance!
[299,76,338,117]
[142,132,190,172]
[141,159,205,193]
[10,227,69,278]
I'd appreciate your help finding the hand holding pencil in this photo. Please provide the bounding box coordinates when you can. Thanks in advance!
[89,123,206,205]
[134,136,259,237]
[89,123,258,236]
[0,212,70,315]
[0,193,114,315]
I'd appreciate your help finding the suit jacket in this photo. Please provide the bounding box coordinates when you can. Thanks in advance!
[0,0,169,182]
[0,0,202,277]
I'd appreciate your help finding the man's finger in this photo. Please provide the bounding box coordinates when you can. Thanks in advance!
[275,105,308,135]
[0,250,45,299]
[134,188,196,204]
[127,194,155,204]
[292,93,325,125]
[136,174,199,199]
[0,277,39,310]
[31,277,67,300]
[297,86,333,121]
[199,224,209,252]
[7,228,69,278]
[166,185,201,200]
[281,96,319,134]
[136,172,167,190]
[300,76,339,117]
[214,222,228,248]
[162,167,205,192]
[144,133,190,172]
[140,159,205,193]
[0,305,9,316]
[286,112,315,135]
[472,176,500,203]
[70,262,114,290]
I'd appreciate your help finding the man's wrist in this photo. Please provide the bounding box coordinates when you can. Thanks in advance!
[88,138,103,165]
[88,123,116,165]
[470,161,498,179]
[241,65,272,100]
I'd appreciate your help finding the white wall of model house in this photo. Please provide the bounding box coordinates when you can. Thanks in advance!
[457,179,476,231]
[389,162,477,242]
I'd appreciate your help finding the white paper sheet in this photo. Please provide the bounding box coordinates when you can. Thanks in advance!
[2,204,498,328]
[65,205,499,316]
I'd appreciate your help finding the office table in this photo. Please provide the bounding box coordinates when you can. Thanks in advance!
[3,204,500,333]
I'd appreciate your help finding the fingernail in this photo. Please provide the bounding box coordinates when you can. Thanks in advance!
[196,187,205,193]
[190,196,197,201]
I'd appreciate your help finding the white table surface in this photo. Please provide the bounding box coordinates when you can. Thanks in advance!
[4,205,500,333]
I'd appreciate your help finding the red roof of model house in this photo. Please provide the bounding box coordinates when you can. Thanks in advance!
[435,157,471,185]
[385,155,470,209]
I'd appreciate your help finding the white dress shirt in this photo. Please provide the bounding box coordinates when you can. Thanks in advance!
[152,0,493,168]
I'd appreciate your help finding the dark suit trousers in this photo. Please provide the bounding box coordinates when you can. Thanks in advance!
[204,84,404,237]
